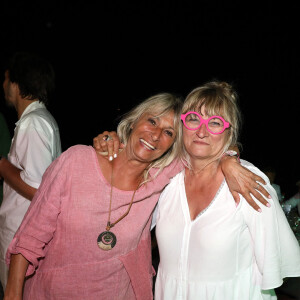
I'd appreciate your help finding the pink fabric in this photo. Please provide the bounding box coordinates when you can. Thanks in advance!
[6,145,182,300]
[119,239,155,300]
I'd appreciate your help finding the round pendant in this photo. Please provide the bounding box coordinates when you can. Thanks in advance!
[97,231,117,250]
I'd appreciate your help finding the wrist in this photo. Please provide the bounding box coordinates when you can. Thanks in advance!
[222,150,240,163]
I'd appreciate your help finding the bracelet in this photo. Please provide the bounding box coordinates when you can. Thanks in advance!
[223,150,240,163]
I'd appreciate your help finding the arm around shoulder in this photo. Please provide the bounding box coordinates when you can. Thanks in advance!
[220,156,271,211]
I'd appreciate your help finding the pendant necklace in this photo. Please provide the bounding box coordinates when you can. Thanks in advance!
[97,165,141,251]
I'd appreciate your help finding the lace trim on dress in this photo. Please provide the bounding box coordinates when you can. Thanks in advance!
[194,179,226,221]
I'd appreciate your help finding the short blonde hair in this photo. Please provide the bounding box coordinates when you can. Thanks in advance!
[180,81,242,167]
[117,93,183,181]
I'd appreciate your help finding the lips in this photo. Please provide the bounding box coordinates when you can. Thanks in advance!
[140,138,156,150]
[194,140,209,145]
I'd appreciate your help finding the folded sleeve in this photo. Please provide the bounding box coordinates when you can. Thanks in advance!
[6,150,69,277]
[240,163,300,290]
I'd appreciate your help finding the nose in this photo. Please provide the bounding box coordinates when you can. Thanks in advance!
[151,127,163,141]
[196,122,208,138]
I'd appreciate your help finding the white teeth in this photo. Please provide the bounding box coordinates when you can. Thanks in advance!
[140,139,156,150]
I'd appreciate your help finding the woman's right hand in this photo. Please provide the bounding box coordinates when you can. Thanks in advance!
[93,131,124,161]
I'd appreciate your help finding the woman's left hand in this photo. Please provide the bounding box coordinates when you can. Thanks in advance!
[221,156,271,211]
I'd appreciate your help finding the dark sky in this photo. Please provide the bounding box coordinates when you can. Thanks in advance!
[0,1,299,197]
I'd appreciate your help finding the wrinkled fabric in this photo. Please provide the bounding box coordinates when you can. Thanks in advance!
[155,160,300,300]
[6,145,182,299]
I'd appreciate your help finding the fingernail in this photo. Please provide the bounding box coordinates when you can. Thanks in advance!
[109,156,113,161]
[266,202,271,207]
[114,153,117,158]
[268,195,272,199]
[258,208,262,213]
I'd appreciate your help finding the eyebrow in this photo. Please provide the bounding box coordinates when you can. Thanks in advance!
[151,115,175,131]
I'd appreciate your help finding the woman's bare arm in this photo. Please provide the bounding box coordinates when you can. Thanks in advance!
[4,254,29,300]
[220,156,271,211]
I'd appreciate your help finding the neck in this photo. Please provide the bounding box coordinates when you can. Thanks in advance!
[16,98,38,119]
[189,157,220,176]
[110,150,149,190]
[185,160,223,188]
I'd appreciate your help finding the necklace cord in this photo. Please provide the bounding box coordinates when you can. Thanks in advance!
[106,166,141,231]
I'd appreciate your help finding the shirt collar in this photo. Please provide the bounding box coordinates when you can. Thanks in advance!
[16,101,46,126]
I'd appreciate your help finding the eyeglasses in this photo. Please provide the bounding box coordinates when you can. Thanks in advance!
[181,111,230,134]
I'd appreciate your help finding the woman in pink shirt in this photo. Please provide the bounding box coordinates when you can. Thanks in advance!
[4,93,269,300]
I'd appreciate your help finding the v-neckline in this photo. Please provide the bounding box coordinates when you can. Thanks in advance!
[180,171,225,222]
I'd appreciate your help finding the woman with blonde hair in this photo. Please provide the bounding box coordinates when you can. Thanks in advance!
[5,91,270,300]
[153,81,300,299]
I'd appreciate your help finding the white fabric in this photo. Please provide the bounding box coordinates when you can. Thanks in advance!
[154,160,300,300]
[0,101,61,289]
[271,183,283,202]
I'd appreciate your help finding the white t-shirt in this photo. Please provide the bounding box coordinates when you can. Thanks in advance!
[153,160,300,300]
[0,101,61,288]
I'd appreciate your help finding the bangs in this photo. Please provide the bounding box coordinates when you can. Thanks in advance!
[184,95,227,119]
[152,106,173,120]
[144,100,181,130]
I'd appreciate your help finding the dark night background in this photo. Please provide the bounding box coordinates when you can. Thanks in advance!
[0,1,299,198]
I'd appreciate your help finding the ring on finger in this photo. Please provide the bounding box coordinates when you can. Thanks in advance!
[103,135,113,141]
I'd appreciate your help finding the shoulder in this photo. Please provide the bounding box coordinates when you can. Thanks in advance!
[239,159,279,210]
[44,145,95,177]
[152,159,184,178]
[161,170,184,193]
[60,145,95,161]
[240,159,271,185]
[20,106,58,130]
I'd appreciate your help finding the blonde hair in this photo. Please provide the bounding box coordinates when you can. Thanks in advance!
[117,93,183,181]
[180,80,242,168]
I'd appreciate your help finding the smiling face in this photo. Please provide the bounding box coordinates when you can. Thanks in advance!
[182,105,229,161]
[126,111,176,165]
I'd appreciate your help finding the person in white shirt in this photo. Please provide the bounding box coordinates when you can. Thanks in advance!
[0,52,61,290]
[153,80,300,300]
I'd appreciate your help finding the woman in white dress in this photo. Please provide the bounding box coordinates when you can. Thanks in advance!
[153,81,300,300]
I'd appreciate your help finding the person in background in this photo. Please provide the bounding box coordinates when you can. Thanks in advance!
[0,111,11,299]
[0,112,11,205]
[0,52,61,291]
[4,93,269,300]
[151,80,300,299]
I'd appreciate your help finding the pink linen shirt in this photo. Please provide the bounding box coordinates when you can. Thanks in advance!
[6,145,182,300]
